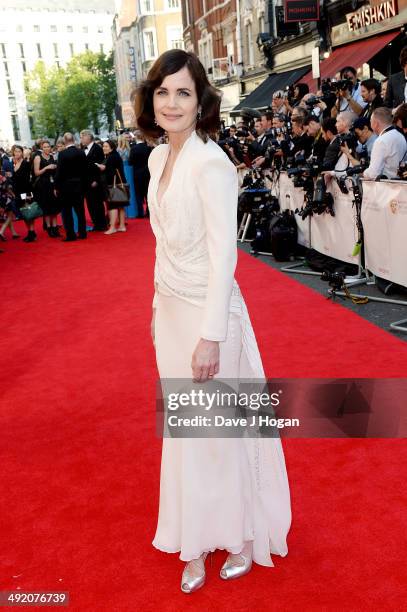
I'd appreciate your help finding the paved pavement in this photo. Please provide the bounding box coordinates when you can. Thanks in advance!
[238,241,407,344]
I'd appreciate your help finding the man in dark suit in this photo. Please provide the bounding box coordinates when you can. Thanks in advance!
[384,46,407,109]
[80,129,107,230]
[321,117,341,170]
[55,133,87,242]
[128,132,152,218]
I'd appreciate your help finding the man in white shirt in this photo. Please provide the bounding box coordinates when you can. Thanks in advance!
[363,107,407,179]
[331,66,367,117]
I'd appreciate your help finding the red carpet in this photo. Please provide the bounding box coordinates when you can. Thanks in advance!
[1,219,406,611]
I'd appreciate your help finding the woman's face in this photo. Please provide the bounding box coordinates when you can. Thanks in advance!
[13,148,23,161]
[153,66,201,135]
[103,142,112,155]
[42,142,51,155]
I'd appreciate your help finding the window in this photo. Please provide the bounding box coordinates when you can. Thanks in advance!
[1,43,6,58]
[85,43,89,50]
[51,25,57,32]
[11,115,21,141]
[53,43,58,57]
[28,115,34,136]
[19,43,24,57]
[100,43,104,53]
[37,43,42,58]
[34,25,40,32]
[246,23,254,65]
[98,26,104,33]
[82,26,88,33]
[56,61,61,69]
[3,62,9,77]
[167,0,180,7]
[143,30,156,60]
[21,61,26,73]
[7,80,13,95]
[16,25,23,32]
[69,43,74,56]
[167,26,183,50]
[67,25,73,32]
[140,0,152,13]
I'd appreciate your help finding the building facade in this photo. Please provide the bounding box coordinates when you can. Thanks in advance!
[181,0,407,122]
[0,0,115,147]
[113,0,184,128]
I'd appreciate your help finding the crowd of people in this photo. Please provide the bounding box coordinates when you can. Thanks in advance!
[218,47,407,184]
[1,47,407,256]
[0,129,153,248]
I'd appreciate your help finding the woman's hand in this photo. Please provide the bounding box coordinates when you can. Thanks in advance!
[191,339,220,382]
[151,308,156,347]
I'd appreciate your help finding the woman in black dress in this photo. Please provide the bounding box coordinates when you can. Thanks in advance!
[33,140,61,238]
[11,145,34,243]
[0,149,20,241]
[96,140,127,235]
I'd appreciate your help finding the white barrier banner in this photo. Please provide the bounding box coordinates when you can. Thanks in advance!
[311,178,361,266]
[362,180,407,287]
[278,172,310,247]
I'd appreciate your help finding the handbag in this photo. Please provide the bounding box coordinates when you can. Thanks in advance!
[107,170,130,207]
[20,194,43,221]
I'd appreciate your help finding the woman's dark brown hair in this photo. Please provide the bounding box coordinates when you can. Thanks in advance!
[134,49,222,143]
[103,139,117,152]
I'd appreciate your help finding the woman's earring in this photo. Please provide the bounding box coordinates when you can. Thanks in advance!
[197,109,202,120]
[154,118,158,125]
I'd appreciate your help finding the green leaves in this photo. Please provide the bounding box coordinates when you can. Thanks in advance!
[26,51,117,140]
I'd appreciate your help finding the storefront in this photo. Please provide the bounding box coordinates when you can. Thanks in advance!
[301,0,407,88]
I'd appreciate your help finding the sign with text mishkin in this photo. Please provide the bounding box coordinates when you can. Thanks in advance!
[346,0,398,31]
[284,0,319,22]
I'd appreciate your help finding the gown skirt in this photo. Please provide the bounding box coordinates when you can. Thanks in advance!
[152,285,292,566]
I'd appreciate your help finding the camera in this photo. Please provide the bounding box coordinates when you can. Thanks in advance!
[332,79,353,93]
[293,173,335,220]
[321,270,346,291]
[338,132,355,147]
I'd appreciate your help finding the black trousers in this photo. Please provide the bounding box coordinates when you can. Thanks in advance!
[85,184,107,230]
[60,181,86,239]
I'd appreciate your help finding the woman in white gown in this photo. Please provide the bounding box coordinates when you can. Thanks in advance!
[135,49,291,594]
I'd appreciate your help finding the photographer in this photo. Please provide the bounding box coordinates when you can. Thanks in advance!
[290,117,313,158]
[246,119,271,158]
[271,90,289,117]
[291,106,308,121]
[303,114,328,165]
[283,83,310,114]
[331,66,366,118]
[260,111,273,133]
[384,46,407,108]
[363,107,407,179]
[321,117,341,171]
[393,103,407,138]
[300,93,327,119]
[359,79,384,122]
[322,112,357,175]
[340,117,377,167]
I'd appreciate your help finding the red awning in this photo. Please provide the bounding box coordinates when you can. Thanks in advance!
[300,31,400,89]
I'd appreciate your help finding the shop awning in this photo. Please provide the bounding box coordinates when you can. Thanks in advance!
[300,30,400,89]
[230,66,311,116]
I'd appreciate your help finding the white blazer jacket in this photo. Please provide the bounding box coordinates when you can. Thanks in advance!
[147,128,239,342]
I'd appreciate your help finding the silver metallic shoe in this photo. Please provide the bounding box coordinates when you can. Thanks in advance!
[181,551,211,594]
[220,542,253,580]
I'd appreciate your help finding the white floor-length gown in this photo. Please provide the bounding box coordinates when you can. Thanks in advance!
[148,129,291,566]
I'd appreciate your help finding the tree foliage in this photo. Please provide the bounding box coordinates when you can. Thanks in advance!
[26,51,117,140]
